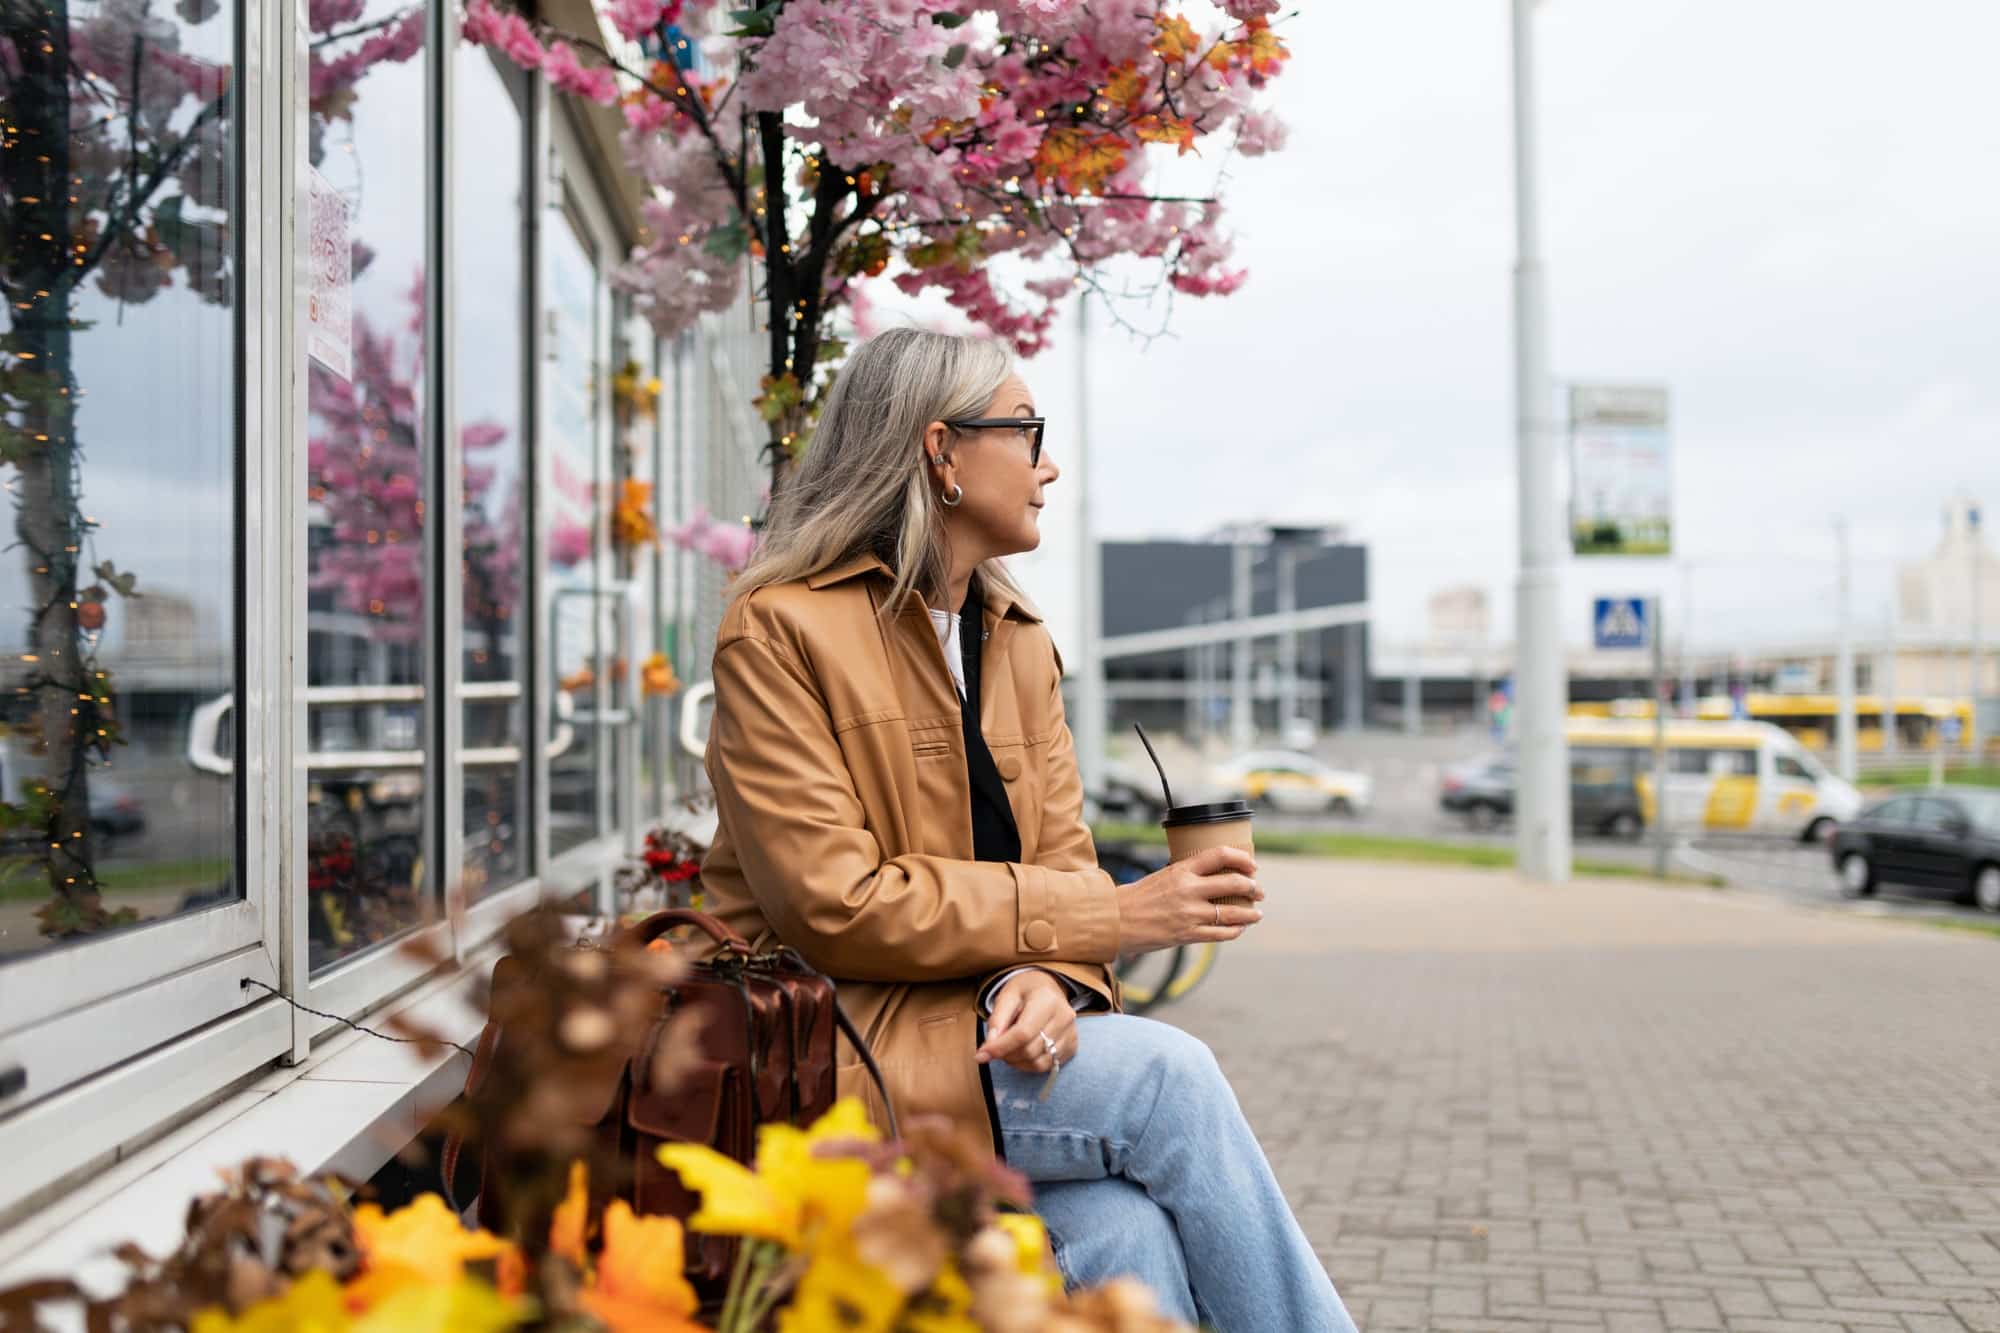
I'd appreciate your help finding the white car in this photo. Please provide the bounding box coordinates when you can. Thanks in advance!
[1207,750,1373,817]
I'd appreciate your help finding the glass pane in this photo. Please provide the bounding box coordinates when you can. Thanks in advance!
[0,0,240,962]
[455,46,528,900]
[545,207,603,857]
[303,0,430,970]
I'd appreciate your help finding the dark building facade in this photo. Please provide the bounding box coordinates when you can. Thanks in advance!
[1097,526,1371,744]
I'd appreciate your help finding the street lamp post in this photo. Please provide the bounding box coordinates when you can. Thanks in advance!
[1511,0,1572,881]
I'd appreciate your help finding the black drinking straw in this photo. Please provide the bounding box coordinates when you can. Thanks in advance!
[1133,722,1175,811]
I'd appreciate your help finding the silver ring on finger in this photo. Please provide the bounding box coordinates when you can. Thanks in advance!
[1214,902,1223,929]
[1039,1029,1058,1060]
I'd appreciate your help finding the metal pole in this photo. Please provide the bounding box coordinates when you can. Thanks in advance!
[1835,518,1858,782]
[1277,545,1300,736]
[1343,622,1365,733]
[1651,597,1668,879]
[1679,562,1696,714]
[1073,295,1107,796]
[1972,501,1985,760]
[1405,671,1422,737]
[1880,609,1899,768]
[1231,544,1254,752]
[1512,0,1571,882]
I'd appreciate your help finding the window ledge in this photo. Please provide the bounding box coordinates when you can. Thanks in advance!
[0,947,491,1296]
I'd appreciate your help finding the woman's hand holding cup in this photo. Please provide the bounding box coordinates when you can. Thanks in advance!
[1115,845,1263,955]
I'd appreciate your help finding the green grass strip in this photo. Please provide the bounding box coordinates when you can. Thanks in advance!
[1091,822,1720,885]
[1870,766,2000,789]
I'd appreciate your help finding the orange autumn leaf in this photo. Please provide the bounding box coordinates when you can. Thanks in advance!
[347,1195,516,1306]
[641,651,680,698]
[1032,127,1128,195]
[551,1161,589,1267]
[1133,114,1198,156]
[1102,62,1147,108]
[1151,12,1200,63]
[593,1200,699,1316]
[1205,41,1234,73]
[1239,18,1289,76]
[613,479,658,549]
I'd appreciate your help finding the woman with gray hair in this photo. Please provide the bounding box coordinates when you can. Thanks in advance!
[697,328,1356,1330]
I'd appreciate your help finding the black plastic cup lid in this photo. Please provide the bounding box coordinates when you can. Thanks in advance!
[1161,800,1254,828]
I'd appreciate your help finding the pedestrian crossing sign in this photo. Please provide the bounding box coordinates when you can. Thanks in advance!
[1592,597,1650,651]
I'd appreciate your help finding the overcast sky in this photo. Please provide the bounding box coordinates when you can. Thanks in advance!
[990,1,2000,662]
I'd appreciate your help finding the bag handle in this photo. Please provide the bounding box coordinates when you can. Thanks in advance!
[831,997,900,1141]
[630,907,752,953]
[439,1017,502,1217]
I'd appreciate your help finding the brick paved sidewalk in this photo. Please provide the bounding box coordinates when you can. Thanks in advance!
[1165,859,2000,1332]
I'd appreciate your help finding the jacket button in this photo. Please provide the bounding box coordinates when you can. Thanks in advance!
[997,755,1023,782]
[1022,920,1056,951]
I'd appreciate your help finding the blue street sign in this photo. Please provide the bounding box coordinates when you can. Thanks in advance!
[1593,597,1650,651]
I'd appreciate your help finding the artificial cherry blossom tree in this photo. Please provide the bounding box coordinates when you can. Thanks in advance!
[464,0,1292,494]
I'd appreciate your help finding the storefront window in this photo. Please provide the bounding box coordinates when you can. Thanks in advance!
[0,0,240,962]
[544,204,605,857]
[303,0,430,969]
[455,46,529,898]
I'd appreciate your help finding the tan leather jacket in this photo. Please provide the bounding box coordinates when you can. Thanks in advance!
[698,553,1122,1145]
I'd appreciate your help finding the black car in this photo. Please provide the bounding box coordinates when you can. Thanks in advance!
[1439,749,1646,839]
[1829,788,2000,911]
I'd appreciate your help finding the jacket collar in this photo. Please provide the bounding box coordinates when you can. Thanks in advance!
[805,553,1044,624]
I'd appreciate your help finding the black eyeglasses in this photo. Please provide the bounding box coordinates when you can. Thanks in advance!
[942,416,1046,468]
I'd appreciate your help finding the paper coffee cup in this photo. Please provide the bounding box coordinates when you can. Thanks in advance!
[1161,800,1256,907]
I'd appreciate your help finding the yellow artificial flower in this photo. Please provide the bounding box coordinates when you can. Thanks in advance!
[551,1160,590,1266]
[993,1213,1065,1295]
[775,1240,905,1333]
[592,1199,700,1316]
[657,1097,879,1250]
[899,1262,980,1333]
[350,1194,515,1288]
[350,1277,524,1333]
[191,1270,350,1333]
[653,1144,794,1246]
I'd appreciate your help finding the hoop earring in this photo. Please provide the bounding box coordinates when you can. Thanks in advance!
[941,484,963,508]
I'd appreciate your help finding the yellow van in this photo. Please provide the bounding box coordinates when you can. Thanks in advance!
[1566,718,1864,841]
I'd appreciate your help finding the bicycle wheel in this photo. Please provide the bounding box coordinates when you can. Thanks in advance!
[1113,946,1187,1016]
[1161,941,1221,1003]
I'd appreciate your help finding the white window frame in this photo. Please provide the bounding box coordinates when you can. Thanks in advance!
[0,0,294,1213]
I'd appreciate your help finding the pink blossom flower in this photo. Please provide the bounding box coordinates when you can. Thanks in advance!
[1234,108,1288,157]
[541,40,618,105]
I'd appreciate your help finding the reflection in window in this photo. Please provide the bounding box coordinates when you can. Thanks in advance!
[0,0,240,961]
[304,0,430,969]
[455,45,529,899]
[545,210,604,857]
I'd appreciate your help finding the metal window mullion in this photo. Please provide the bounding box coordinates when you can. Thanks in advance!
[278,0,312,1064]
[526,76,552,887]
[430,0,465,960]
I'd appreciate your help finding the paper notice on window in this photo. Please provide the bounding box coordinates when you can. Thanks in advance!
[306,167,352,379]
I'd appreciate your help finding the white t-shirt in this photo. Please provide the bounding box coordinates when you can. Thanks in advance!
[928,607,967,700]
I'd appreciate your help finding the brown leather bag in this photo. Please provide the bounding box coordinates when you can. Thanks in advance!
[441,909,897,1288]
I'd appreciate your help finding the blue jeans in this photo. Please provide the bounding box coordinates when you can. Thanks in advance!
[989,1014,1358,1332]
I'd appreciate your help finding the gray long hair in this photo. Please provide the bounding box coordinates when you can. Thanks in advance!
[730,328,1031,616]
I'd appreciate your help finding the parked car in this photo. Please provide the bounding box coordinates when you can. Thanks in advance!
[1208,750,1372,817]
[1828,787,2000,911]
[1438,750,1646,838]
[0,741,147,845]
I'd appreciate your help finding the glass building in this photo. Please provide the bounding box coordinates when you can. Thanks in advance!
[0,0,762,1234]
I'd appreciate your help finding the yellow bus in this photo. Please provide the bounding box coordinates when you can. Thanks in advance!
[1569,696,1975,755]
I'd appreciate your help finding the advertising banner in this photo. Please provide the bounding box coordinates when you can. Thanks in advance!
[1570,384,1670,556]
